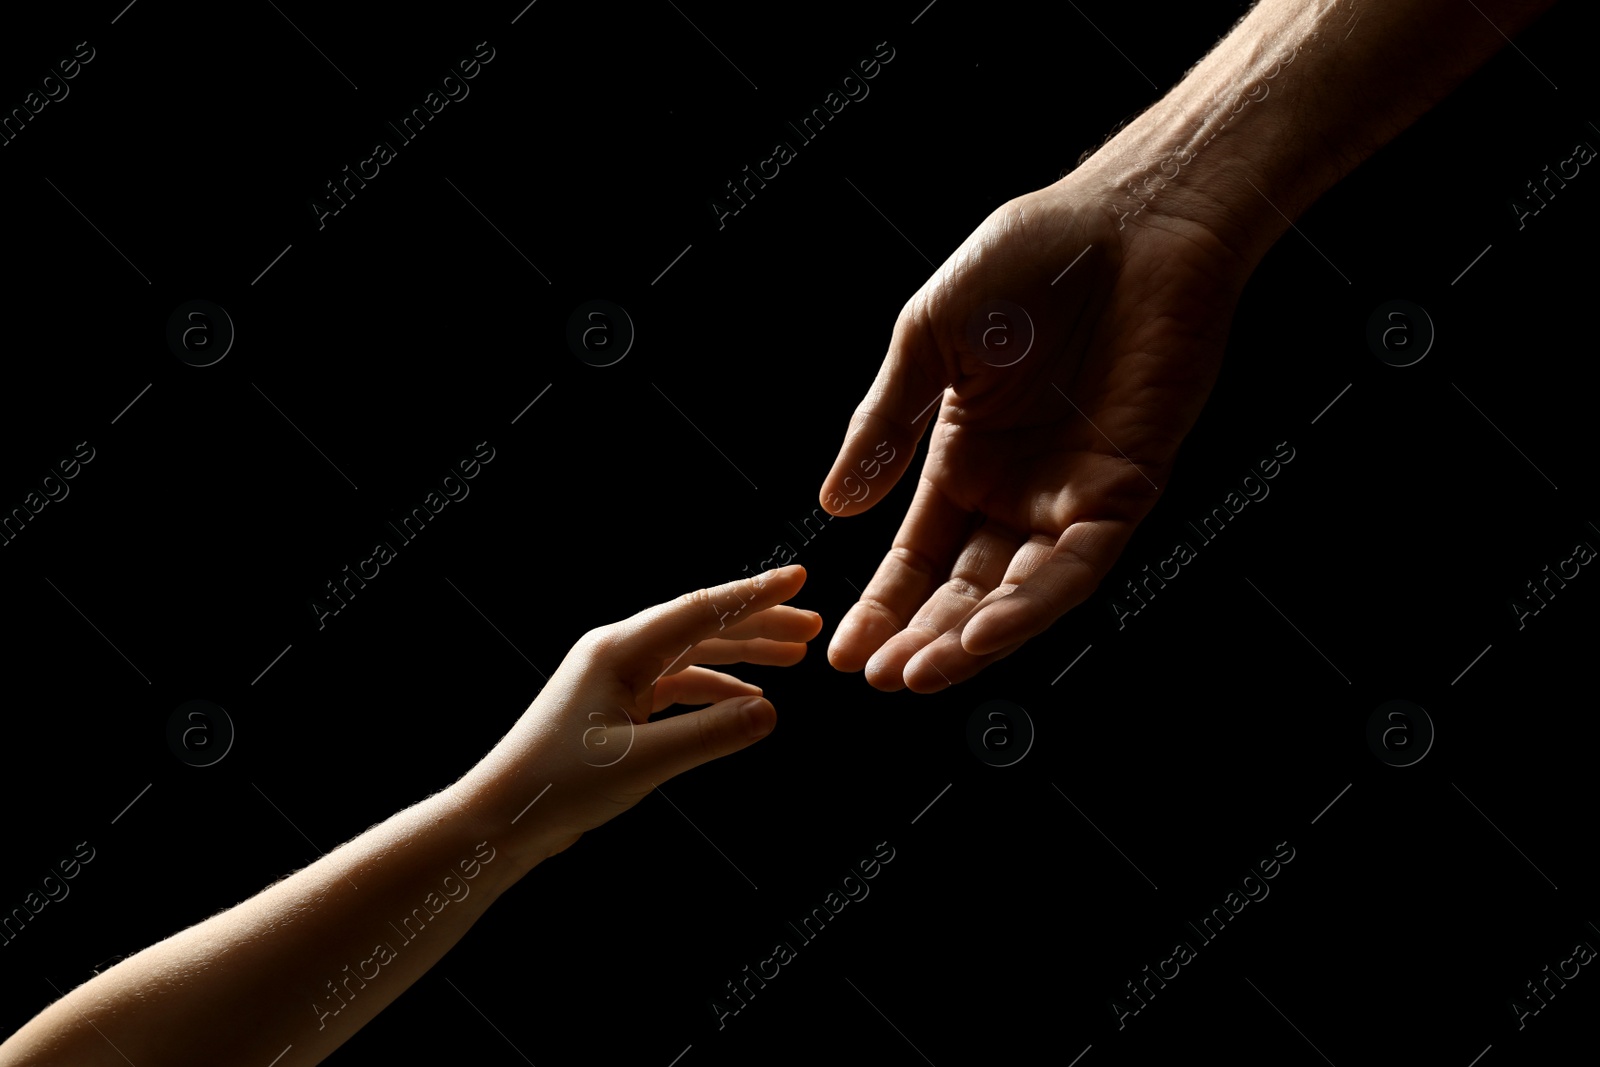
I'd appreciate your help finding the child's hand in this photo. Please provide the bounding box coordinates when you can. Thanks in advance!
[452,565,820,872]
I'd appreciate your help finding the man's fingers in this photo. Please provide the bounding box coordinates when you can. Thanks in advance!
[860,518,1023,690]
[828,475,974,673]
[629,696,777,786]
[876,531,1067,691]
[904,633,1029,693]
[819,311,946,519]
[960,518,1126,655]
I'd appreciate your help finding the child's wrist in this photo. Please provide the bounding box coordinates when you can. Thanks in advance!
[443,759,570,879]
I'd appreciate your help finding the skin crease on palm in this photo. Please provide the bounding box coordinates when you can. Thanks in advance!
[818,173,1253,694]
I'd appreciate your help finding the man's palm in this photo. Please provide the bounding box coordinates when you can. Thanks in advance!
[819,180,1250,691]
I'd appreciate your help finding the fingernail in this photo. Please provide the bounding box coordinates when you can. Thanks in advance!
[738,696,773,738]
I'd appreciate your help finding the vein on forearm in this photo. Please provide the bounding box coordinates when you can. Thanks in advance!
[1075,0,1561,263]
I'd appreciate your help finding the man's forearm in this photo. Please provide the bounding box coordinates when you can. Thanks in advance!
[1071,0,1560,266]
[1,782,526,1066]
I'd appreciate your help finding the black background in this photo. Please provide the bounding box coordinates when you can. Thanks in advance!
[2,1,1597,1064]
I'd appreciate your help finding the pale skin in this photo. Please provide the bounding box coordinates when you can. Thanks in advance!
[1,2,1566,1062]
[820,0,1560,693]
[0,566,821,1066]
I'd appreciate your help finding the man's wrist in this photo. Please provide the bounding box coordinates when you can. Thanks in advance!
[1064,15,1340,274]
[1063,0,1561,274]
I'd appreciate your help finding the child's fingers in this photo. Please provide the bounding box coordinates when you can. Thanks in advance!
[650,666,761,714]
[715,604,824,643]
[610,565,808,677]
[682,638,810,668]
[651,606,820,673]
[630,696,777,787]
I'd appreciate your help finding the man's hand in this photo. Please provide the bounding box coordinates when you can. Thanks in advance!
[819,0,1559,693]
[819,176,1250,692]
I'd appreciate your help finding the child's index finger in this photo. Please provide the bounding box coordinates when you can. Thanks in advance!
[622,565,808,661]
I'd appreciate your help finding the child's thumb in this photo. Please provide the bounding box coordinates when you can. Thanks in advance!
[633,696,776,786]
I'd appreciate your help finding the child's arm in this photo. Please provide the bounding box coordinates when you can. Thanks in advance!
[0,566,819,1067]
